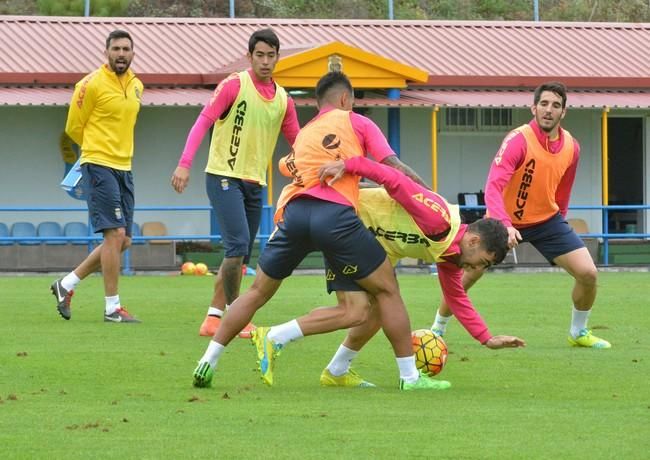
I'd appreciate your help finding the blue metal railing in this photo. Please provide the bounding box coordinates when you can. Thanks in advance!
[1,204,648,268]
[459,204,650,266]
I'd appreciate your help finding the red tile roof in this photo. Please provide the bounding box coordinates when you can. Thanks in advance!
[1,16,649,89]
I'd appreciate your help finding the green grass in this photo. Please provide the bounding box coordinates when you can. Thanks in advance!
[1,272,649,459]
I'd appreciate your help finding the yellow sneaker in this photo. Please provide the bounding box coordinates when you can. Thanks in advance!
[568,329,611,349]
[320,368,376,388]
[251,327,281,386]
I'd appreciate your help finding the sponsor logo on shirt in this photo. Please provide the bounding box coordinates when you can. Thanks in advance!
[283,149,303,187]
[513,158,536,221]
[368,226,430,247]
[227,100,247,170]
[322,134,341,150]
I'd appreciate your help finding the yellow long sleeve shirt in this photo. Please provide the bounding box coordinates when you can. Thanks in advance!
[65,64,143,171]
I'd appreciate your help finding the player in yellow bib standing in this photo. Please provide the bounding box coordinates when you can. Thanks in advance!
[171,29,300,339]
[50,30,143,323]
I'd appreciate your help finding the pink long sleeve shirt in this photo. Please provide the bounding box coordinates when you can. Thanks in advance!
[485,119,580,228]
[344,156,492,344]
[177,70,300,170]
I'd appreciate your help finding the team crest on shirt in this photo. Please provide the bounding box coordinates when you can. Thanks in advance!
[134,87,141,100]
[221,178,229,191]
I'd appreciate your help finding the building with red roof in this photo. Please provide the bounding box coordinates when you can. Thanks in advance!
[1,16,648,255]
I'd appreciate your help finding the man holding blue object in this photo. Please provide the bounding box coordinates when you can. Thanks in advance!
[50,30,143,323]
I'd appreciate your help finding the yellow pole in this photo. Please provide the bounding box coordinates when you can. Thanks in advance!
[431,105,439,192]
[267,162,273,206]
[601,107,609,205]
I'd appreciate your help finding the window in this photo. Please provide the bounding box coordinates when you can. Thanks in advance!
[443,107,513,131]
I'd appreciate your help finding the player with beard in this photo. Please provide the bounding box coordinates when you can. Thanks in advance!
[432,81,610,349]
[50,30,143,323]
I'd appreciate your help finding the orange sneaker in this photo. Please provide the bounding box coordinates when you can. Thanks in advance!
[198,314,256,338]
[199,315,221,337]
[238,321,256,339]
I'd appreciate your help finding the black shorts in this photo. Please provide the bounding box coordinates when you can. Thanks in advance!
[519,213,585,264]
[82,163,134,237]
[258,197,386,289]
[206,173,262,260]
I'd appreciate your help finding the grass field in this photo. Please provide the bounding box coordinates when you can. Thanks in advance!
[1,271,648,459]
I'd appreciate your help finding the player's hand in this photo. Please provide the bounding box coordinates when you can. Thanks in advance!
[318,160,346,186]
[171,166,190,193]
[507,226,522,249]
[484,335,526,349]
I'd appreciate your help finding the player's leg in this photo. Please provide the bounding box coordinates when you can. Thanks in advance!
[200,175,252,336]
[354,258,450,390]
[526,214,609,348]
[194,267,283,387]
[554,247,609,348]
[101,168,138,322]
[320,292,380,388]
[315,202,449,390]
[433,266,485,335]
[194,202,310,387]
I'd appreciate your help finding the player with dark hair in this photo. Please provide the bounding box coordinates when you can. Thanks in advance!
[433,81,610,349]
[316,156,525,388]
[50,29,143,323]
[171,28,300,339]
[191,71,447,391]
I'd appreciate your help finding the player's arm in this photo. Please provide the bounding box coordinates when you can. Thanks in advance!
[65,78,97,146]
[171,77,239,193]
[437,262,525,349]
[484,131,526,247]
[280,97,300,145]
[351,112,429,188]
[555,140,580,217]
[380,155,429,189]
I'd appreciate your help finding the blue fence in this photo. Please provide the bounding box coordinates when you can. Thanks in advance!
[1,204,648,270]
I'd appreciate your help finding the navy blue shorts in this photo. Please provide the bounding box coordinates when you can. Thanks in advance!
[519,213,585,264]
[206,173,262,259]
[258,197,386,288]
[82,163,134,236]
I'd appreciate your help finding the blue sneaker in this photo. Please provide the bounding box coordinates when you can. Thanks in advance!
[251,327,281,385]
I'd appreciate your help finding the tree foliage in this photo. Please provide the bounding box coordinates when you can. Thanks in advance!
[35,0,129,16]
[2,0,649,21]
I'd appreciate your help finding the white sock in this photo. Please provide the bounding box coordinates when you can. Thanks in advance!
[396,355,419,383]
[105,295,120,315]
[207,306,224,317]
[431,309,452,334]
[326,345,358,376]
[268,319,303,347]
[570,306,591,338]
[200,340,225,367]
[61,272,81,291]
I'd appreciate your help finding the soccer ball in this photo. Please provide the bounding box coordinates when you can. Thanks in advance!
[181,262,196,275]
[411,329,448,376]
[194,262,208,276]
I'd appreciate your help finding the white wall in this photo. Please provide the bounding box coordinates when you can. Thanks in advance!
[1,104,647,238]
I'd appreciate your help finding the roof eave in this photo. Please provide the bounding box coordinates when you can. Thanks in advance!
[418,76,650,90]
